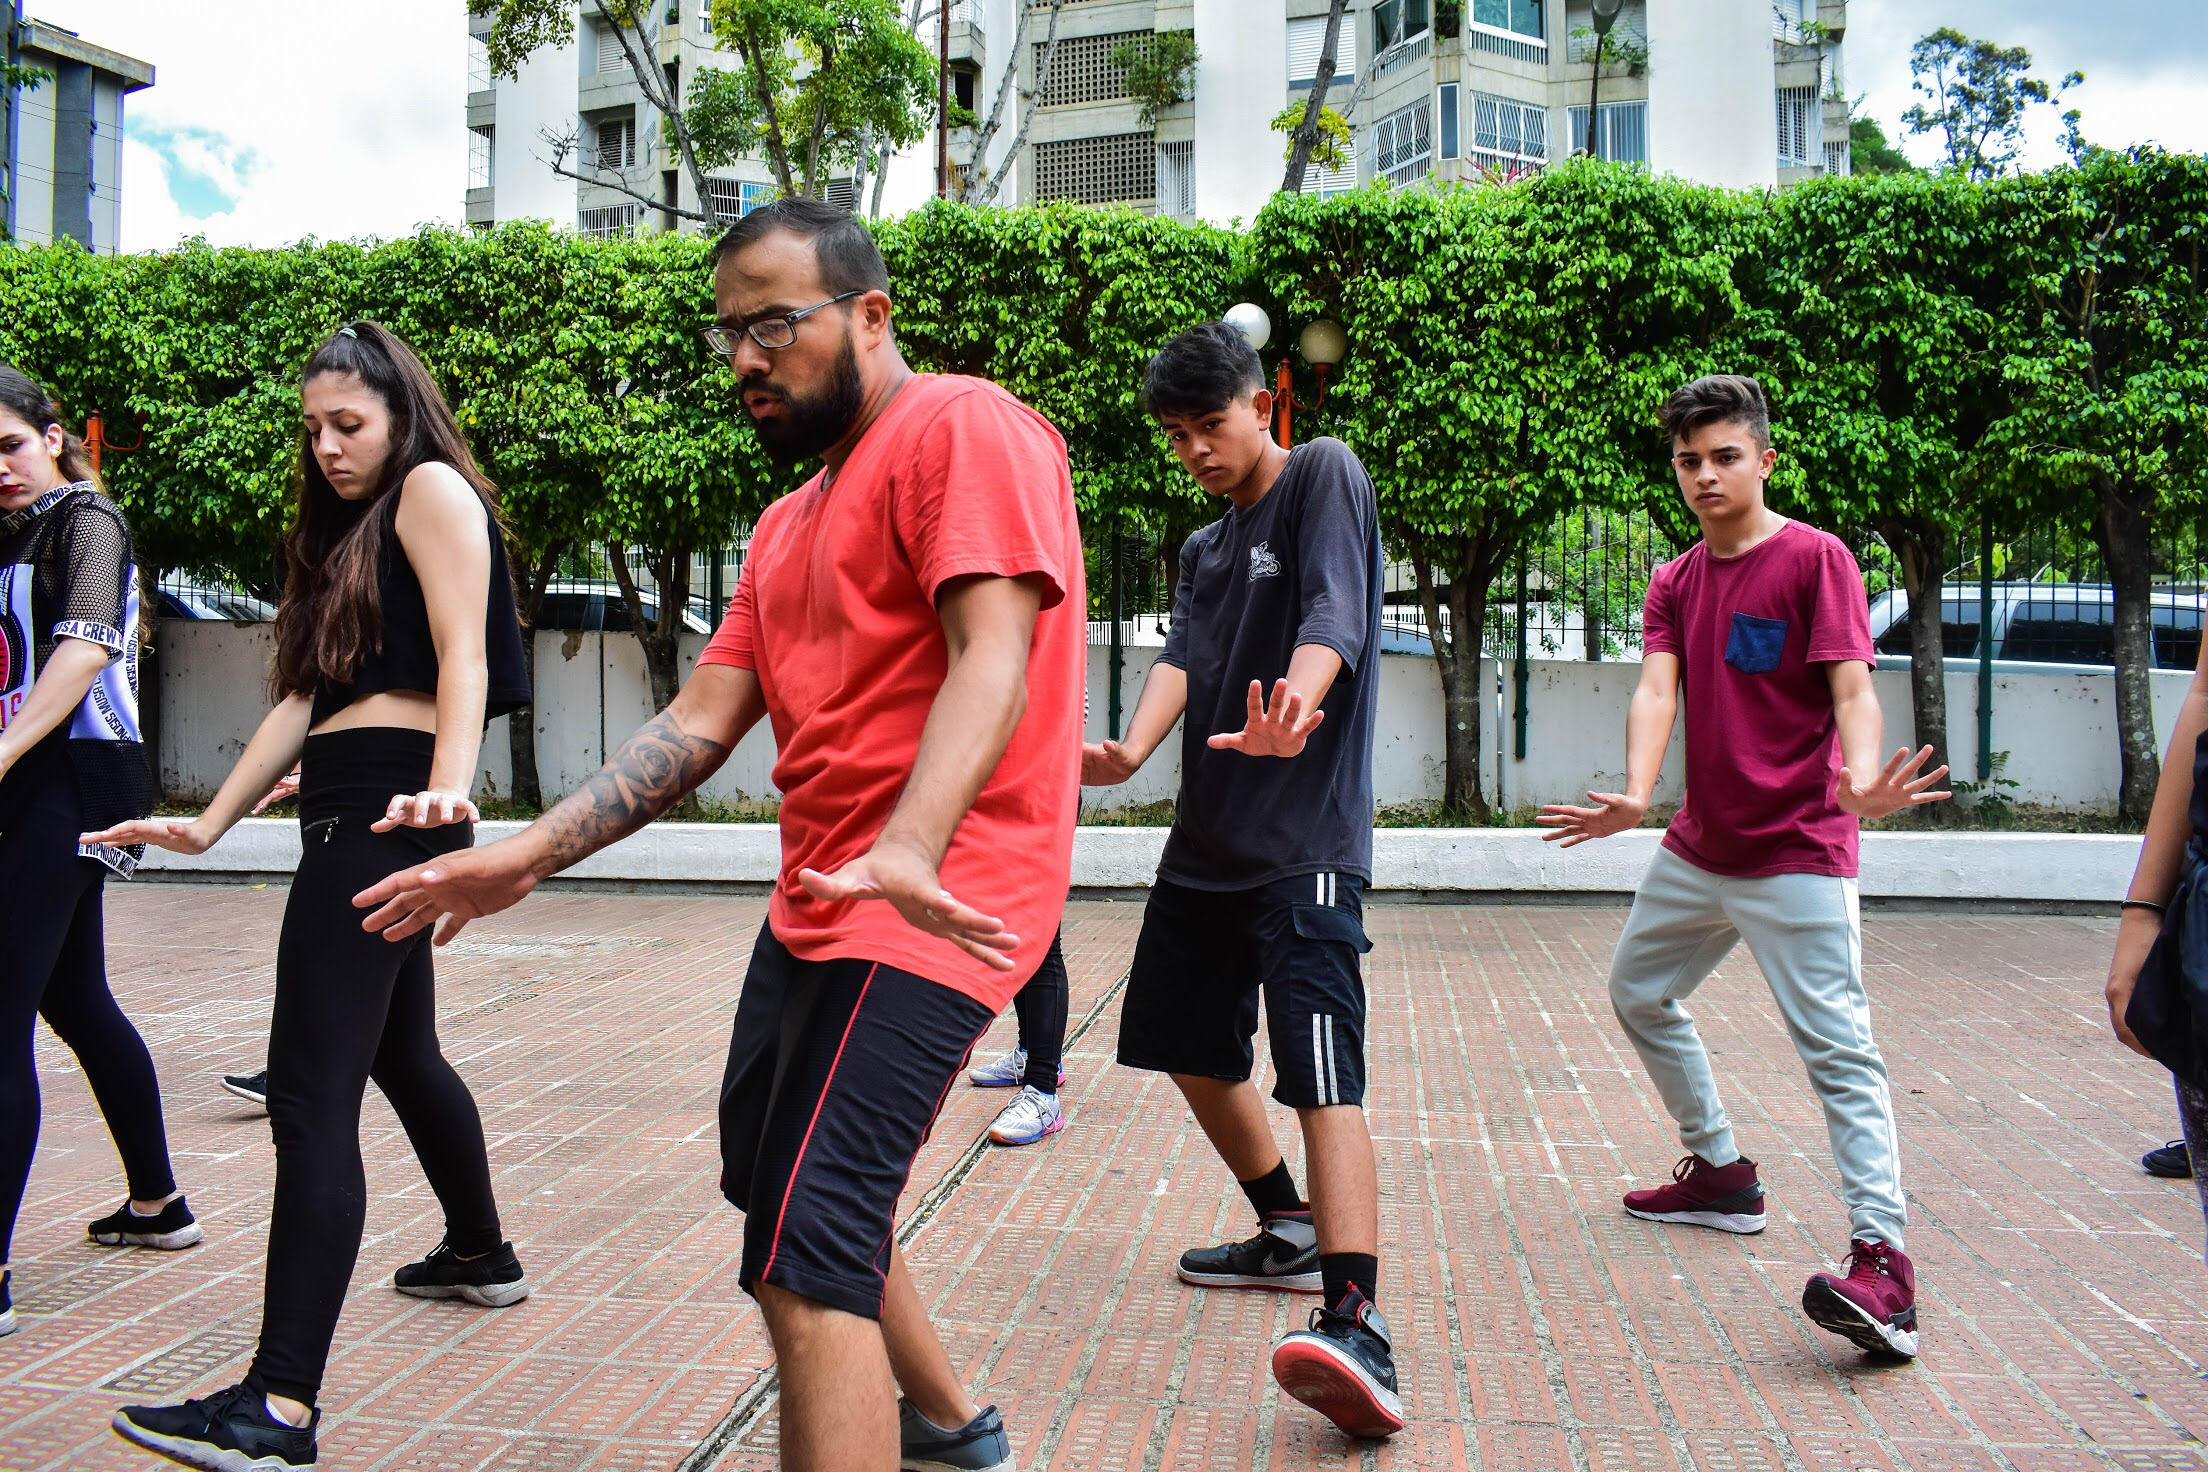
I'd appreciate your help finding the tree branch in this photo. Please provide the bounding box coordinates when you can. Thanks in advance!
[965,0,1065,207]
[543,127,716,221]
[737,14,799,194]
[587,0,718,224]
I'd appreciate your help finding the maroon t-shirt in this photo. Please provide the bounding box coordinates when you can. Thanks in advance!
[1641,519,1876,879]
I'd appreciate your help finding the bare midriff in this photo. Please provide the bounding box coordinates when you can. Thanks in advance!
[309,689,437,737]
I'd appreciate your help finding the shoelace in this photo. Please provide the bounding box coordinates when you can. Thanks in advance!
[188,1382,261,1423]
[1670,1154,1699,1184]
[1843,1241,1894,1282]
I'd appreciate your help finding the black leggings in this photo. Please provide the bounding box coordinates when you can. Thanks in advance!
[1013,930,1069,1092]
[250,728,504,1406]
[0,741,176,1264]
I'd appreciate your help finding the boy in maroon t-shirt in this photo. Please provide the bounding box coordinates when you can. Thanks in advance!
[1540,375,1949,1359]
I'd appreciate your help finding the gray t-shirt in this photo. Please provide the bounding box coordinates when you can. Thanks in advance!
[1156,437,1380,890]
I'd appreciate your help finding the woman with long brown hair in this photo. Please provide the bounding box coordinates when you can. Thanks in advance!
[0,364,202,1343]
[97,323,533,1472]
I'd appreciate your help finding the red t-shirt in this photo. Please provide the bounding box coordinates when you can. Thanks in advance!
[1640,519,1875,879]
[697,374,1085,1011]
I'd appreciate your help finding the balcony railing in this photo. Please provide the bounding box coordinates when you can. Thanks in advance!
[1374,32,1432,80]
[1465,21,1546,64]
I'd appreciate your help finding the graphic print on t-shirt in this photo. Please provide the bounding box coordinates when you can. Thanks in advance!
[0,562,34,727]
[69,573,142,744]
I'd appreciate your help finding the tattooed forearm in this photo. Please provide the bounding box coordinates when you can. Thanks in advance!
[534,710,733,868]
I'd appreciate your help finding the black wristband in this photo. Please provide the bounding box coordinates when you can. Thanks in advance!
[2122,899,2168,916]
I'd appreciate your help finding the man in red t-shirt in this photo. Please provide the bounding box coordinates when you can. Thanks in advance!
[1540,375,1949,1363]
[355,198,1082,1472]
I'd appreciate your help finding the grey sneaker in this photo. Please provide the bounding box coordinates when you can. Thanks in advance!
[899,1399,1014,1472]
[1176,1211,1321,1292]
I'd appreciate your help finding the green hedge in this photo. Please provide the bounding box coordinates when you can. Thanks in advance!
[5,150,2202,812]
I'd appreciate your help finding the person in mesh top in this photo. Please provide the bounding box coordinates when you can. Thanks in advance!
[0,365,204,1344]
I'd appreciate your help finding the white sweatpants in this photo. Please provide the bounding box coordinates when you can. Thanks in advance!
[1608,846,1906,1248]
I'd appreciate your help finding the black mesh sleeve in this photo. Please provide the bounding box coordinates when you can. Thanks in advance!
[52,497,132,657]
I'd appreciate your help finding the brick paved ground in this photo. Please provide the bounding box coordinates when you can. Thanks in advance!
[4,887,2205,1472]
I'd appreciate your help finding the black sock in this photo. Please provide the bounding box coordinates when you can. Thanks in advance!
[1238,1159,1306,1219]
[1322,1252,1378,1308]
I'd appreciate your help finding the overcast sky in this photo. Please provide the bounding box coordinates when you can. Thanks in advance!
[47,0,2208,252]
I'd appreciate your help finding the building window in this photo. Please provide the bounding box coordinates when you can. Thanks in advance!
[823,178,860,211]
[593,113,637,170]
[1035,30,1156,108]
[1374,0,1429,53]
[467,33,492,91]
[1567,100,1647,163]
[1438,83,1459,160]
[1775,86,1819,167]
[1158,139,1195,217]
[1371,98,1432,187]
[1470,92,1547,171]
[705,178,778,222]
[579,204,639,238]
[1034,131,1156,205]
[1823,141,1850,177]
[596,23,631,73]
[1469,0,1542,40]
[469,126,495,190]
[1286,14,1361,88]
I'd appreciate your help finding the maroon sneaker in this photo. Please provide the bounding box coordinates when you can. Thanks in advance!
[1622,1154,1765,1234]
[1803,1239,1919,1358]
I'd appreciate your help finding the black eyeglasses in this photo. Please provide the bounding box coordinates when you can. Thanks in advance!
[702,291,865,356]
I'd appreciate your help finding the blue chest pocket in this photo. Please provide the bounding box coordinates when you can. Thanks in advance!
[1724,612,1789,674]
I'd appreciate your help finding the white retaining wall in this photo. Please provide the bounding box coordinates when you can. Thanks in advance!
[152,622,2192,814]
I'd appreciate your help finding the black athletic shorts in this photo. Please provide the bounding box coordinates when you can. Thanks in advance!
[719,924,992,1320]
[1117,871,1373,1109]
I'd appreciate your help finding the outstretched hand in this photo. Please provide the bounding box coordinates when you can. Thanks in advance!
[1833,745,1952,821]
[1536,791,1648,847]
[251,770,302,816]
[80,816,214,855]
[1207,679,1324,759]
[353,836,542,945]
[1082,739,1142,786]
[799,842,1019,970]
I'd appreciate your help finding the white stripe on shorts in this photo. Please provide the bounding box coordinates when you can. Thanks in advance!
[1323,1015,1340,1103]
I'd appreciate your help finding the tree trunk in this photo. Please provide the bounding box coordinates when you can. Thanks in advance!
[1281,0,1348,194]
[606,541,686,713]
[1881,519,1952,818]
[1409,529,1500,822]
[2096,477,2161,821]
[508,544,563,811]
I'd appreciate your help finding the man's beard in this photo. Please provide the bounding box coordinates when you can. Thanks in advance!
[746,332,864,466]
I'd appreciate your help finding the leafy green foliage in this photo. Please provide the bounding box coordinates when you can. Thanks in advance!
[1110,32,1198,127]
[1848,115,1914,177]
[1271,102,1351,174]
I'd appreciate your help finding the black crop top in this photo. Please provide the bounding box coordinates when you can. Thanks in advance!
[310,489,532,727]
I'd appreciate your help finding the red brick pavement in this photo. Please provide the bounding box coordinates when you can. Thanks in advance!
[4,889,2205,1471]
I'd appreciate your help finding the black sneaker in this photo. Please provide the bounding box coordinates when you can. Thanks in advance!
[392,1239,530,1307]
[2145,1140,2194,1179]
[1271,1287,1405,1439]
[221,1071,269,1109]
[89,1196,205,1250]
[2,1268,16,1337]
[1176,1211,1321,1292]
[113,1381,319,1471]
[898,1399,1013,1471]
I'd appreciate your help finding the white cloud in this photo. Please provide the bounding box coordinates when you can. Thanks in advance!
[39,0,469,250]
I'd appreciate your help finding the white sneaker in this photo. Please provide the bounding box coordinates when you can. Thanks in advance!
[968,1046,1027,1088]
[987,1086,1065,1147]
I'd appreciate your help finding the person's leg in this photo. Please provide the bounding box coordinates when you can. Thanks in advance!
[2175,1076,2208,1264]
[1012,929,1069,1091]
[38,879,181,1212]
[758,1282,898,1472]
[725,941,996,1467]
[1725,871,1905,1249]
[252,836,427,1414]
[369,930,503,1256]
[1607,848,1746,1166]
[0,773,105,1271]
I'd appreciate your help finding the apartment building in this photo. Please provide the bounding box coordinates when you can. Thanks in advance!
[469,0,1845,231]
[3,16,153,252]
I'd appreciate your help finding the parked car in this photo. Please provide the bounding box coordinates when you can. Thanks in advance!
[1867,582,2206,671]
[153,578,276,622]
[529,582,713,635]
